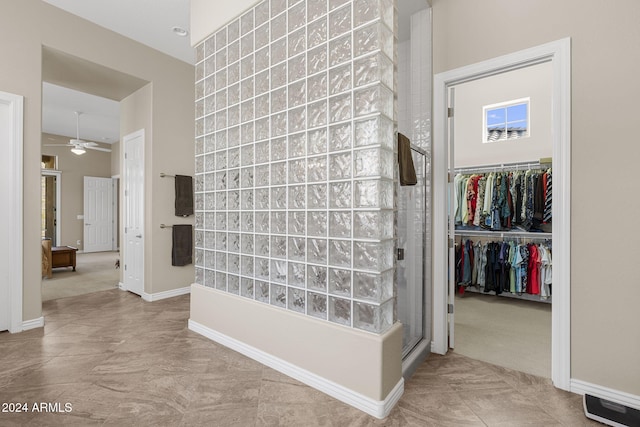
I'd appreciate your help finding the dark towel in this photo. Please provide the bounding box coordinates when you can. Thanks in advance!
[175,175,194,217]
[172,225,193,266]
[398,133,417,186]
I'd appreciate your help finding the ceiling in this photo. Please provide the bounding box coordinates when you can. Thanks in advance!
[41,0,429,145]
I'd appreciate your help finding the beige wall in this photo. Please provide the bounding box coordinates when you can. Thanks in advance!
[190,0,259,45]
[454,62,553,168]
[42,133,112,250]
[433,0,640,396]
[0,0,194,322]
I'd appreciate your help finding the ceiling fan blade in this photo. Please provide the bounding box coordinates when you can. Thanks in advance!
[83,141,99,147]
[86,146,112,153]
[43,143,74,147]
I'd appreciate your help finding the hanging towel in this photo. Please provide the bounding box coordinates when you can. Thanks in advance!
[398,133,417,186]
[175,175,194,217]
[172,225,193,266]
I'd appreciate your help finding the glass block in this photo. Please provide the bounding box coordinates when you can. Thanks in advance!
[228,211,240,231]
[215,130,227,151]
[308,292,327,319]
[271,112,287,137]
[271,0,287,18]
[241,97,254,122]
[216,111,227,131]
[287,287,306,313]
[228,190,240,209]
[256,280,270,303]
[255,23,270,51]
[329,152,351,180]
[329,239,351,268]
[229,126,241,147]
[270,283,287,307]
[297,180,323,210]
[288,80,306,108]
[217,88,229,110]
[329,268,351,297]
[255,211,270,233]
[241,212,254,232]
[271,37,287,64]
[288,27,306,57]
[195,231,204,248]
[354,22,393,59]
[241,255,254,276]
[353,179,393,208]
[241,32,254,58]
[271,62,287,88]
[271,185,287,209]
[329,181,351,208]
[204,250,214,268]
[307,72,327,102]
[256,188,270,209]
[228,83,240,106]
[287,262,307,288]
[354,85,394,118]
[288,1,305,32]
[288,236,306,261]
[195,267,204,285]
[243,121,255,145]
[216,252,227,272]
[288,185,306,209]
[215,271,227,291]
[227,148,239,169]
[196,100,205,120]
[228,39,240,64]
[354,52,393,89]
[355,114,395,149]
[329,34,352,67]
[241,189,254,210]
[270,211,287,234]
[216,212,227,230]
[328,296,351,326]
[206,269,216,288]
[308,238,327,264]
[241,9,254,35]
[307,265,327,291]
[354,210,393,239]
[271,235,287,259]
[307,100,327,129]
[215,69,227,90]
[271,162,287,186]
[327,123,351,152]
[241,277,254,299]
[308,16,327,49]
[205,212,215,230]
[307,155,327,182]
[255,117,269,141]
[329,211,351,238]
[205,231,215,250]
[241,144,255,166]
[308,211,327,237]
[355,299,393,333]
[329,63,352,95]
[255,69,270,96]
[241,233,254,254]
[354,240,393,272]
[204,37,215,59]
[228,105,240,127]
[255,1,269,26]
[271,137,287,161]
[255,164,270,186]
[271,260,287,283]
[288,211,306,235]
[204,153,214,172]
[308,129,327,155]
[195,192,204,210]
[228,232,240,252]
[241,54,254,80]
[288,132,306,158]
[195,116,204,136]
[288,54,306,82]
[256,257,270,279]
[255,140,270,162]
[329,4,351,39]
[204,76,215,96]
[288,159,306,184]
[329,93,351,123]
[354,148,393,179]
[229,169,240,189]
[307,0,327,21]
[228,254,240,274]
[255,234,270,256]
[307,44,327,75]
[288,106,306,133]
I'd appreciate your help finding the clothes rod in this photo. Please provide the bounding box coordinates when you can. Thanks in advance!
[160,173,175,178]
[159,224,173,228]
[453,160,550,174]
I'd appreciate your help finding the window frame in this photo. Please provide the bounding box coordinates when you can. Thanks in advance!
[482,97,530,143]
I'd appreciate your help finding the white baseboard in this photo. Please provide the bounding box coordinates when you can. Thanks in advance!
[118,282,125,290]
[22,316,44,331]
[571,379,640,411]
[142,286,191,302]
[188,319,404,419]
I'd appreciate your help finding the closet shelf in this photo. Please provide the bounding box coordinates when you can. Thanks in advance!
[462,285,552,304]
[454,227,551,239]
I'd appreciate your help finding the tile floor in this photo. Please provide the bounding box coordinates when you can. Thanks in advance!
[0,290,597,426]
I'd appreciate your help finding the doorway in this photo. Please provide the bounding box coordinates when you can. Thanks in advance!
[433,39,571,390]
[122,129,144,297]
[41,169,61,247]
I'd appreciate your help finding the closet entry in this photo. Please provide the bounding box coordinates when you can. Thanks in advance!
[447,61,555,378]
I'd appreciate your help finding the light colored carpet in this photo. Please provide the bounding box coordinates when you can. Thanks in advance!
[453,291,552,378]
[42,251,120,301]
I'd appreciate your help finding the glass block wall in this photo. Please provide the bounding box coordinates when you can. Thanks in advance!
[193,0,397,334]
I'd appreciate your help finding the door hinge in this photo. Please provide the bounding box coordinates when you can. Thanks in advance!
[124,153,128,159]
[125,227,128,233]
[448,304,454,314]
[124,264,127,271]
[447,107,454,118]
[448,238,454,248]
[397,248,405,261]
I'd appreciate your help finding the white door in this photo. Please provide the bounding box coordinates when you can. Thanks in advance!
[84,176,113,252]
[123,130,144,296]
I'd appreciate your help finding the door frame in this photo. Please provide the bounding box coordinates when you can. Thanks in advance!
[111,175,119,251]
[433,38,571,390]
[122,129,144,295]
[1,91,23,333]
[42,169,62,246]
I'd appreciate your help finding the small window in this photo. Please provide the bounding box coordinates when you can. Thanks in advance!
[483,98,529,143]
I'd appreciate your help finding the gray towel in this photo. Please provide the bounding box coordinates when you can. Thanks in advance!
[172,225,192,266]
[175,175,194,217]
[398,133,417,185]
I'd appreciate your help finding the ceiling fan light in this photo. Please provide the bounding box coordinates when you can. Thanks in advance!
[71,147,86,155]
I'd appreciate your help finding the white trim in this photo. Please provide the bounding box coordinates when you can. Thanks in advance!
[572,379,640,412]
[141,286,191,302]
[0,91,23,334]
[188,318,404,419]
[22,317,44,331]
[118,281,125,290]
[433,38,571,389]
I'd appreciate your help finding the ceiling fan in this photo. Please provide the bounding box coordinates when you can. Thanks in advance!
[43,111,112,155]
